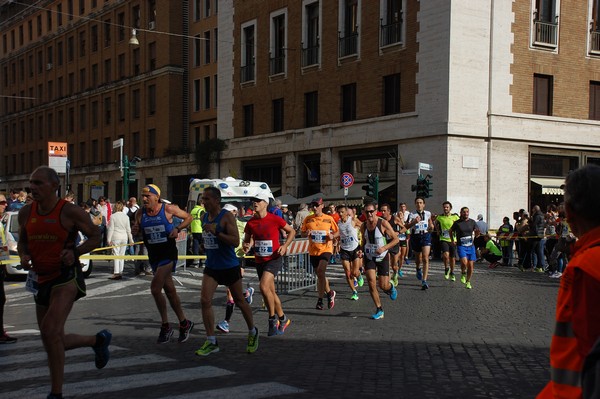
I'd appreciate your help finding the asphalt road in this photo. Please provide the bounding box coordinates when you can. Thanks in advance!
[1,259,558,398]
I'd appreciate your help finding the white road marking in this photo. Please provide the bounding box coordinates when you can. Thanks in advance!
[165,382,305,398]
[0,345,127,363]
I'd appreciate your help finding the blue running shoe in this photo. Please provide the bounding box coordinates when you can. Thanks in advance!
[371,309,385,320]
[93,329,112,369]
[416,268,423,281]
[398,270,404,278]
[390,285,398,300]
[245,287,255,304]
[421,280,429,290]
[353,278,358,288]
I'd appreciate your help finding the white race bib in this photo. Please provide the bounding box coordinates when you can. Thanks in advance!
[416,221,428,234]
[398,233,406,241]
[442,230,450,239]
[203,232,218,249]
[25,270,39,294]
[254,240,274,257]
[459,236,473,247]
[310,230,327,244]
[144,225,167,244]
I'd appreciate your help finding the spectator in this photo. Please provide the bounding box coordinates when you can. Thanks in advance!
[294,203,310,233]
[530,205,546,272]
[474,213,488,260]
[498,216,514,266]
[106,201,134,280]
[481,234,502,268]
[281,204,294,226]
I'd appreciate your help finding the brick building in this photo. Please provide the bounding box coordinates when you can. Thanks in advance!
[1,0,600,224]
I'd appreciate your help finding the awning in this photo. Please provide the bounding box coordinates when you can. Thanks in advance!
[530,177,565,195]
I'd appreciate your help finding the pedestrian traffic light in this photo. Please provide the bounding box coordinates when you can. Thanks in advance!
[423,176,433,198]
[411,175,432,198]
[362,173,379,201]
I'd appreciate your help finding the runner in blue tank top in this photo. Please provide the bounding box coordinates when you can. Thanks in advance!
[195,186,259,356]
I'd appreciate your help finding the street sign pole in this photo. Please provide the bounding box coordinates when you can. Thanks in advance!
[341,172,354,206]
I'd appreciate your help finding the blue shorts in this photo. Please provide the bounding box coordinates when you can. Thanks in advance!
[411,233,431,252]
[457,245,477,261]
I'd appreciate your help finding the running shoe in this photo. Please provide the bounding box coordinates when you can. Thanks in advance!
[405,257,410,265]
[157,325,173,344]
[195,340,219,356]
[178,320,194,343]
[534,267,544,273]
[466,281,473,289]
[444,268,450,280]
[390,276,398,288]
[390,285,398,300]
[93,329,112,369]
[268,318,279,336]
[350,292,359,301]
[247,328,259,353]
[353,278,358,288]
[460,273,467,284]
[357,275,364,287]
[391,272,399,287]
[216,320,230,333]
[489,262,499,269]
[278,317,291,335]
[421,280,429,290]
[371,309,385,320]
[0,331,17,344]
[398,270,404,278]
[416,268,423,281]
[315,299,324,310]
[450,272,456,282]
[327,290,336,309]
[245,287,255,304]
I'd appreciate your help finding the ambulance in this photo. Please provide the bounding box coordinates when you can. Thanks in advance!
[187,177,275,214]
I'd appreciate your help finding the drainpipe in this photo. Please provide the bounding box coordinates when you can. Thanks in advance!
[486,0,495,224]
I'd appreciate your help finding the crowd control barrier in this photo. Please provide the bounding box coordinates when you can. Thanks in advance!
[274,239,316,294]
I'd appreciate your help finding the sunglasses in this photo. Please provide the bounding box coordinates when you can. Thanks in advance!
[365,210,375,214]
[0,201,6,205]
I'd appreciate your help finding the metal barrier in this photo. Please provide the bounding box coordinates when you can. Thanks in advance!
[274,252,316,294]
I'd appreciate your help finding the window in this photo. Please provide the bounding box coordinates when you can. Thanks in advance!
[57,41,63,66]
[193,35,201,66]
[47,113,53,137]
[533,0,558,47]
[133,89,140,118]
[149,42,156,70]
[57,4,63,26]
[118,93,125,121]
[148,128,156,158]
[590,81,600,120]
[380,0,403,47]
[205,0,211,17]
[270,12,286,75]
[533,74,553,116]
[214,74,218,106]
[133,48,140,75]
[68,72,75,94]
[68,0,74,20]
[104,137,111,163]
[37,15,42,36]
[302,2,320,67]
[118,53,125,78]
[104,96,111,124]
[67,36,74,62]
[305,91,318,127]
[57,110,63,133]
[92,139,98,162]
[243,104,254,136]
[79,141,86,166]
[104,58,111,82]
[194,0,201,20]
[79,30,86,57]
[91,64,98,87]
[591,0,600,53]
[193,79,200,111]
[79,0,85,15]
[204,31,211,64]
[118,13,125,41]
[68,107,74,133]
[383,73,401,115]
[272,98,284,132]
[104,19,111,47]
[79,104,86,130]
[132,5,141,29]
[241,23,255,83]
[148,84,156,115]
[214,28,218,61]
[80,68,86,89]
[91,25,98,52]
[341,83,357,121]
[204,76,211,109]
[48,80,53,99]
[91,100,98,127]
[148,0,156,27]
[340,0,359,56]
[57,76,63,97]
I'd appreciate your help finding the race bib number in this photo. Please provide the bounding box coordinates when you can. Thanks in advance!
[341,236,355,245]
[364,243,378,258]
[203,232,218,249]
[25,270,39,294]
[310,230,327,244]
[460,236,473,247]
[254,240,274,257]
[144,225,167,244]
[398,233,406,241]
[415,221,428,234]
[442,230,450,239]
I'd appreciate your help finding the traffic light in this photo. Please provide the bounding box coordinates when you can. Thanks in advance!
[128,156,141,183]
[411,175,432,198]
[362,173,379,201]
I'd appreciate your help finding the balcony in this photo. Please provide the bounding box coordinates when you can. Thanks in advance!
[338,32,358,58]
[533,20,558,48]
[590,30,600,54]
[380,19,403,47]
[240,62,255,83]
[269,52,286,76]
[301,41,319,67]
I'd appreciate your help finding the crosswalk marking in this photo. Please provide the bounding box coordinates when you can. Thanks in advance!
[0,345,128,364]
[165,382,305,399]
[4,366,235,399]
[0,353,174,383]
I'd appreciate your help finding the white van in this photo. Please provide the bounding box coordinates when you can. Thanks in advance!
[2,211,93,277]
[187,177,274,213]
